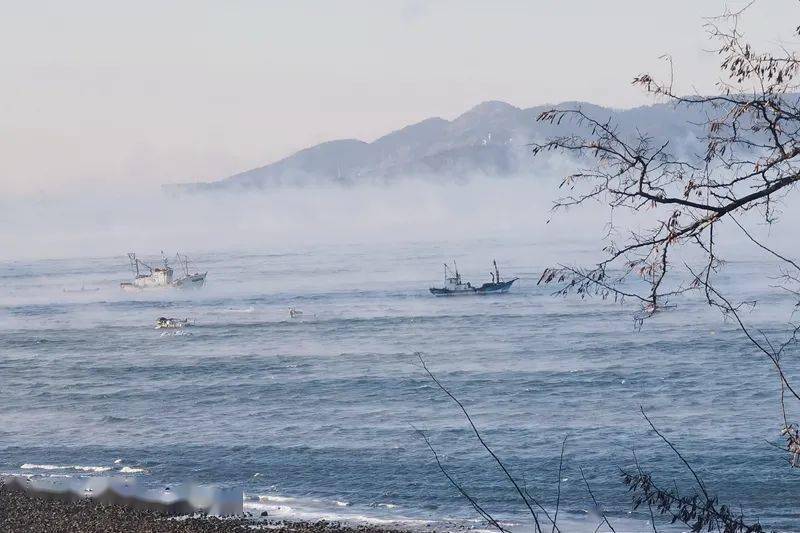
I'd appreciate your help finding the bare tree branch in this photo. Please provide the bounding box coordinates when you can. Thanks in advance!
[551,435,567,533]
[417,353,545,533]
[535,3,800,468]
[639,407,709,501]
[579,466,617,533]
[413,425,510,533]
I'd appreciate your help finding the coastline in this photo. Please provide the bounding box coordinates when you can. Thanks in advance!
[0,480,415,533]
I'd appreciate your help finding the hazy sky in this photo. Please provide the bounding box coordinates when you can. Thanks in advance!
[2,0,798,194]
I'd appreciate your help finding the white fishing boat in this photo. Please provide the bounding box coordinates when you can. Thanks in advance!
[172,252,207,289]
[429,262,477,296]
[120,253,206,291]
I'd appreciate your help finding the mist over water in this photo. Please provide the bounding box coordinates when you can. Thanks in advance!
[1,176,610,262]
[4,174,795,265]
[3,178,800,531]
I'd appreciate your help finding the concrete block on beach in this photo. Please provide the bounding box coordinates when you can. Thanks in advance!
[1,475,243,516]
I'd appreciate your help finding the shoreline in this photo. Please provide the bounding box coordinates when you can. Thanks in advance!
[0,481,416,533]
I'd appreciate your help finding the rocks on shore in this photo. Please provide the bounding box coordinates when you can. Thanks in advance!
[0,481,413,533]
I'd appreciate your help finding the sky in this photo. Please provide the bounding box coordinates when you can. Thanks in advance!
[2,0,799,195]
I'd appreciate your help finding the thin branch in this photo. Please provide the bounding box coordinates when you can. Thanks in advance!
[417,353,544,533]
[580,466,617,533]
[413,426,510,533]
[551,435,568,533]
[639,406,710,500]
[632,450,659,533]
[728,213,800,272]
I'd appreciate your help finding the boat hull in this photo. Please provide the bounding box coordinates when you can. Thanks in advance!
[475,278,518,294]
[120,272,206,291]
[429,287,477,296]
[173,272,207,289]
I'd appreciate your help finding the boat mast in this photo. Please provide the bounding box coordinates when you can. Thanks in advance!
[494,260,500,283]
[128,253,139,277]
[135,255,154,275]
[176,252,189,277]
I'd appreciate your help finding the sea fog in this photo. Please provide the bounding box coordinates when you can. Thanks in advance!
[2,177,800,531]
[0,175,598,261]
[3,173,795,264]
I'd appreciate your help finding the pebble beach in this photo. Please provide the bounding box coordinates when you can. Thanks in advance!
[0,481,412,533]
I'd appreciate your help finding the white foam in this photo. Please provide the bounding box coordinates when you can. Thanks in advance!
[21,463,112,473]
[243,491,659,533]
[259,494,294,503]
[118,466,145,474]
[21,464,63,470]
[373,502,397,509]
[245,493,425,527]
[246,500,410,526]
[73,465,112,473]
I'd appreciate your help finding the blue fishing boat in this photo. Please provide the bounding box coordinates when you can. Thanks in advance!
[430,260,517,296]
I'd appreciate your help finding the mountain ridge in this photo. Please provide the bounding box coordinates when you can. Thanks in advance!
[167,99,708,192]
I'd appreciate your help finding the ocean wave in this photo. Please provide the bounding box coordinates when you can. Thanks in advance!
[118,466,145,474]
[370,502,397,509]
[159,330,192,337]
[220,306,255,314]
[244,500,409,526]
[242,492,427,527]
[21,464,112,473]
[258,494,295,503]
[20,464,67,471]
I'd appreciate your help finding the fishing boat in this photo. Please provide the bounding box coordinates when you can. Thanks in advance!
[120,253,206,291]
[429,260,518,296]
[429,261,477,296]
[172,252,207,289]
[475,260,518,294]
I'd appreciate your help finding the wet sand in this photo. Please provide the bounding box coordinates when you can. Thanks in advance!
[0,481,413,533]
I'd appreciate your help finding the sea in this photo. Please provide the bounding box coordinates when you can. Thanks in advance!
[1,239,797,532]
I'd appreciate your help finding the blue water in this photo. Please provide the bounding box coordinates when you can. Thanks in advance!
[0,241,796,531]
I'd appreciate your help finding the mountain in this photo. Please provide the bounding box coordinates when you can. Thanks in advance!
[167,100,708,192]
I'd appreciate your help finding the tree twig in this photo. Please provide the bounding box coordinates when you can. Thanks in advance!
[417,353,544,533]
